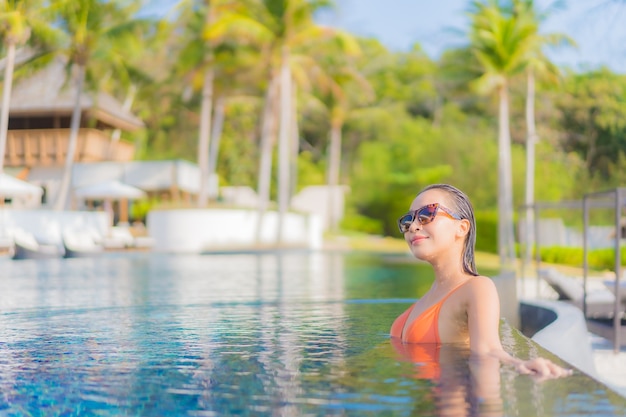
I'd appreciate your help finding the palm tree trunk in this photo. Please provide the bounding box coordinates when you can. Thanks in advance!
[524,70,538,273]
[327,116,342,232]
[276,50,292,243]
[290,83,299,200]
[197,1,215,208]
[197,66,214,208]
[497,83,516,269]
[207,95,225,200]
[54,63,86,211]
[255,74,279,243]
[0,42,16,173]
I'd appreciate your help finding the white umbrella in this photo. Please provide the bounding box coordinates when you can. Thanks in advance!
[0,172,43,198]
[74,180,146,226]
[74,180,146,200]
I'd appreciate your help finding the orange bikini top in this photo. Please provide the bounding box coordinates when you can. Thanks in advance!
[390,282,467,344]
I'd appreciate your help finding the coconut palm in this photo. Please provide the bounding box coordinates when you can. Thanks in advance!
[172,1,216,208]
[207,0,335,241]
[51,0,151,211]
[513,0,573,272]
[468,0,537,269]
[94,19,161,160]
[0,1,31,173]
[204,44,268,193]
[309,39,372,231]
[239,0,351,243]
[172,0,260,207]
[0,0,61,173]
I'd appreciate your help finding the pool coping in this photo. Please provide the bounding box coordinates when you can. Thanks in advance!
[520,298,598,378]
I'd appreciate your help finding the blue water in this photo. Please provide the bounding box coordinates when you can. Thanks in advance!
[0,252,624,416]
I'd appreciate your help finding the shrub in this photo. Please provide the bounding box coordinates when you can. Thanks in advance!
[475,210,498,254]
[540,246,583,266]
[539,246,626,271]
[340,214,384,235]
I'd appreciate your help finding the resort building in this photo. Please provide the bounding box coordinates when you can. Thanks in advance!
[0,55,328,252]
[3,56,144,207]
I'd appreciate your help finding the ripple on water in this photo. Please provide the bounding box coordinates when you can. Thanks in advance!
[0,252,624,416]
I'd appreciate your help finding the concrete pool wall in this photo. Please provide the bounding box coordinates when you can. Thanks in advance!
[487,272,598,379]
[520,298,597,376]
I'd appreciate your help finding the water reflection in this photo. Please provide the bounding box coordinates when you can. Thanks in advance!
[390,341,503,417]
[0,252,624,416]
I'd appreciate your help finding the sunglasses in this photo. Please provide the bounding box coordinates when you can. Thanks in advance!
[397,203,461,233]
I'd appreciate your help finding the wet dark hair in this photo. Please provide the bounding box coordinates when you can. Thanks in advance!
[418,183,479,276]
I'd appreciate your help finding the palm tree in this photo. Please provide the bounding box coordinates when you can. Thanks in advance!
[96,18,161,160]
[241,0,352,243]
[173,0,269,207]
[190,0,276,240]
[310,38,371,231]
[0,1,30,173]
[514,0,573,273]
[174,0,216,208]
[52,0,150,211]
[0,0,59,173]
[468,0,537,269]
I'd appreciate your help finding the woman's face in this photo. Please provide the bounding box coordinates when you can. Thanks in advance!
[404,189,460,262]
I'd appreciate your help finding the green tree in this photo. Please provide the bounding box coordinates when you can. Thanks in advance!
[0,0,60,173]
[512,0,572,270]
[557,70,626,179]
[52,0,151,210]
[236,0,346,242]
[468,0,536,269]
[172,0,256,207]
[436,47,486,119]
[308,33,370,230]
[91,11,162,160]
[365,44,440,122]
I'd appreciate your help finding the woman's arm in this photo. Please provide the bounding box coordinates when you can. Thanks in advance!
[466,276,572,379]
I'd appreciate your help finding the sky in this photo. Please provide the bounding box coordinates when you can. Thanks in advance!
[142,0,626,74]
[315,0,626,73]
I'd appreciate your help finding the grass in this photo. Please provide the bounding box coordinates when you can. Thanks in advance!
[326,231,500,266]
[325,231,594,278]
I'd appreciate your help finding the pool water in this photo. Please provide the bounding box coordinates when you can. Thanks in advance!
[0,252,624,416]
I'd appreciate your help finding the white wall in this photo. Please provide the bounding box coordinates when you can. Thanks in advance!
[518,217,620,249]
[290,185,348,231]
[174,160,201,193]
[147,209,322,253]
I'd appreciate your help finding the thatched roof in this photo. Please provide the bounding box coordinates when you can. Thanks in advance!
[5,56,144,132]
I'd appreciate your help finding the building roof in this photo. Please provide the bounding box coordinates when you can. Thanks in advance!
[5,56,144,132]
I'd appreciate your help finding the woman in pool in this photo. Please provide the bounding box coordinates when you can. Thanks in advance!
[390,183,571,378]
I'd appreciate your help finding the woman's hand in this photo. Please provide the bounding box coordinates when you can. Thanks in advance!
[514,357,573,380]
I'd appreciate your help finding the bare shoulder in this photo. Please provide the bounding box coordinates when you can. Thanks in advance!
[463,275,499,298]
[455,276,501,319]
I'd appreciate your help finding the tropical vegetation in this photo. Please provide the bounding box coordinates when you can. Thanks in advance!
[1,0,626,267]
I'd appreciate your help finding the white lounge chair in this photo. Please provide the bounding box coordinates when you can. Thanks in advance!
[62,230,103,258]
[101,226,135,249]
[538,268,618,319]
[12,229,64,260]
[603,278,626,305]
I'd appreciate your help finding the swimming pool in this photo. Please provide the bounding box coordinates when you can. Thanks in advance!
[0,251,624,416]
